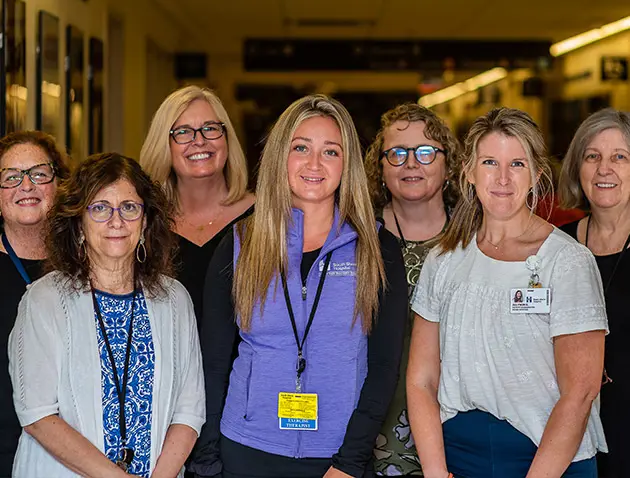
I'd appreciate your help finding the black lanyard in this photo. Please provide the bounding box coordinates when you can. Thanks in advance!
[91,288,136,471]
[2,234,31,284]
[281,252,332,392]
[585,215,630,295]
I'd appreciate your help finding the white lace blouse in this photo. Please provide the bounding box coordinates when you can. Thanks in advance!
[411,228,608,461]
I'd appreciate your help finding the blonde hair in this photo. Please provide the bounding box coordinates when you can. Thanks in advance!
[559,108,630,209]
[139,85,249,210]
[234,94,385,333]
[365,103,461,210]
[440,108,553,253]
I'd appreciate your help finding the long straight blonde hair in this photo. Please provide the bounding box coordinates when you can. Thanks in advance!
[234,95,385,333]
[440,108,552,253]
[139,86,249,210]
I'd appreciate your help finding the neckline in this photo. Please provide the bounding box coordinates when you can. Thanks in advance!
[472,228,556,264]
[93,288,139,299]
[0,249,43,263]
[177,205,253,249]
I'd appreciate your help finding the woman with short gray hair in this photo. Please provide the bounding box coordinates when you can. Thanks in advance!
[559,107,630,478]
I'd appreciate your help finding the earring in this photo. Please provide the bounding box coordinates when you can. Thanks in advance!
[442,179,450,192]
[526,189,535,210]
[136,234,147,263]
[78,232,87,259]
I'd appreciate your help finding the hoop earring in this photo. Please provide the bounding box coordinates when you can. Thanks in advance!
[526,189,535,210]
[136,235,147,263]
[442,179,450,192]
[78,233,87,260]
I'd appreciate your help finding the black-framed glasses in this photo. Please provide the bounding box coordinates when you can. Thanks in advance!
[169,122,226,144]
[381,145,447,167]
[86,201,145,222]
[0,162,56,189]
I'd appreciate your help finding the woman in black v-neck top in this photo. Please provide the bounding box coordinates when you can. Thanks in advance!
[140,86,254,322]
[558,107,630,478]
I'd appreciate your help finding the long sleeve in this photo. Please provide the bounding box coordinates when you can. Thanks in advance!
[332,228,408,477]
[189,230,239,478]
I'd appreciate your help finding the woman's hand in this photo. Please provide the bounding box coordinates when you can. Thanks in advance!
[322,467,353,478]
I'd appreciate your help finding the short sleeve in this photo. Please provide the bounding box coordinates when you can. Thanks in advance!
[410,247,445,322]
[8,289,60,427]
[548,243,608,337]
[171,282,206,435]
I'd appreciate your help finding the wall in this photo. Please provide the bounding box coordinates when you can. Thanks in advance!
[18,0,185,161]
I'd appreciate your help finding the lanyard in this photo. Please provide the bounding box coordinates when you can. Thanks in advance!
[2,234,31,284]
[281,252,332,392]
[584,215,630,296]
[91,288,136,471]
[392,208,449,249]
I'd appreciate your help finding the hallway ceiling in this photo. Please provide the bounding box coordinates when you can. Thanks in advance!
[155,0,630,55]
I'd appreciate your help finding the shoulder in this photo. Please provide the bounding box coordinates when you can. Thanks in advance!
[24,271,74,302]
[559,219,580,240]
[544,228,596,273]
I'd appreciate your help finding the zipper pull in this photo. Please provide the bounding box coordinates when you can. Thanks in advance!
[301,285,307,300]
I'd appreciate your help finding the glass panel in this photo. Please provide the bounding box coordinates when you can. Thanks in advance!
[37,11,61,138]
[65,25,84,165]
[88,37,103,154]
[5,0,27,134]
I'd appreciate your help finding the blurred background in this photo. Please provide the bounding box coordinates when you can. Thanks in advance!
[3,0,630,176]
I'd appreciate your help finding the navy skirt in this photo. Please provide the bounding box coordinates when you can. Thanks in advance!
[443,410,597,478]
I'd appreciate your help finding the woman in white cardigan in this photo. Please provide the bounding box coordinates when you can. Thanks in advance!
[9,153,205,478]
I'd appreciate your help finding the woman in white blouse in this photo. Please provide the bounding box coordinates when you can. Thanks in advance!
[407,108,607,478]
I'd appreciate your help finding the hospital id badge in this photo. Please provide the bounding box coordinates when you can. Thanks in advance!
[278,392,318,430]
[510,288,551,314]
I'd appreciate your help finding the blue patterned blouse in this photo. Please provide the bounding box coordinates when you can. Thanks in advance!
[94,289,155,477]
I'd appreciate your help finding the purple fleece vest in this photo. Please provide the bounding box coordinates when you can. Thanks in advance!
[220,208,369,458]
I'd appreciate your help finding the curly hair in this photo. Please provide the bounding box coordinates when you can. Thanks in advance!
[0,130,71,179]
[46,153,177,297]
[365,103,461,210]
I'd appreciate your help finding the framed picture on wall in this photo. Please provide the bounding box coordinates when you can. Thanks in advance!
[88,37,104,154]
[65,25,85,164]
[36,11,61,138]
[4,0,27,135]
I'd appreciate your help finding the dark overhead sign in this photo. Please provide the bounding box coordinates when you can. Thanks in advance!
[601,56,628,81]
[244,39,553,72]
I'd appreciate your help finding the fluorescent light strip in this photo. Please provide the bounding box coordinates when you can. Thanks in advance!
[550,16,630,57]
[419,67,507,108]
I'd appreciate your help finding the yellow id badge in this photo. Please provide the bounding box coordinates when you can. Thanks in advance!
[278,392,318,430]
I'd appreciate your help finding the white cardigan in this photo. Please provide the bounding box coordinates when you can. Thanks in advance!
[8,272,205,478]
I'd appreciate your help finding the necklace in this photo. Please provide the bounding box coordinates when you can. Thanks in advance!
[181,208,224,232]
[482,219,541,250]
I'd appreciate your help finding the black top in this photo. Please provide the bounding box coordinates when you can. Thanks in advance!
[0,252,44,477]
[562,220,630,478]
[175,206,254,325]
[190,225,407,478]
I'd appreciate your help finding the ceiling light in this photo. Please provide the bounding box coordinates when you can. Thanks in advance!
[418,67,507,108]
[550,16,630,57]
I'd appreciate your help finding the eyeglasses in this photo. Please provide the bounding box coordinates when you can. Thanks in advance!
[86,201,145,222]
[0,162,56,189]
[381,145,447,167]
[169,122,226,144]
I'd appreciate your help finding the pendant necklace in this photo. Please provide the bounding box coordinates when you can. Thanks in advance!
[182,208,224,232]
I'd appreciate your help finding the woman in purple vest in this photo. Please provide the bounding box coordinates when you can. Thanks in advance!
[189,95,407,478]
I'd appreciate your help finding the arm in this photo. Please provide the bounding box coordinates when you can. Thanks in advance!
[152,424,199,478]
[526,330,605,478]
[407,314,449,478]
[188,232,240,478]
[24,415,127,478]
[329,229,408,477]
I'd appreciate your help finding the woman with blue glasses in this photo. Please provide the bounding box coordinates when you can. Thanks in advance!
[9,153,205,477]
